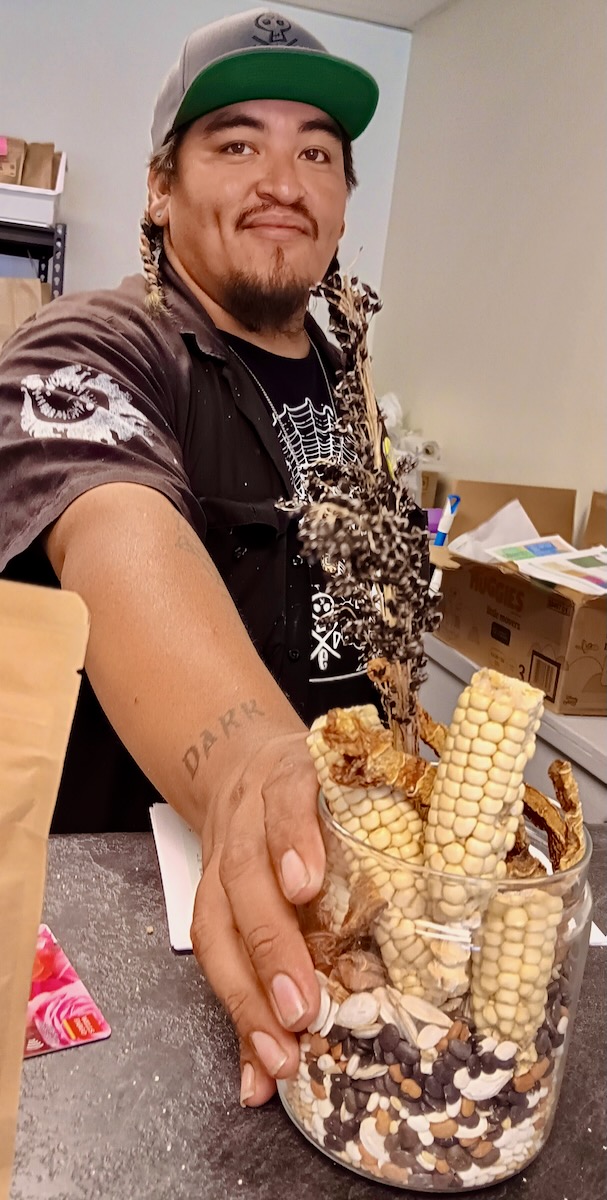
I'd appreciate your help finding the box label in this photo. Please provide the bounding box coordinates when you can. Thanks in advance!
[528,651,561,703]
[491,622,511,646]
[437,559,606,714]
[469,569,525,614]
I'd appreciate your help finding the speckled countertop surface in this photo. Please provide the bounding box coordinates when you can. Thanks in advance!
[11,828,607,1200]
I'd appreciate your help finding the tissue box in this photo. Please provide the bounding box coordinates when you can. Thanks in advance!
[433,482,606,716]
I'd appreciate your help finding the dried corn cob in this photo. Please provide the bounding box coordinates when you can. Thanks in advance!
[308,709,441,998]
[523,783,567,869]
[416,703,448,758]
[471,887,563,1064]
[424,668,544,924]
[472,756,584,1062]
[307,707,424,861]
[548,760,585,870]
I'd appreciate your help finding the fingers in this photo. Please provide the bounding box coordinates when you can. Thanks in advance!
[217,789,320,1033]
[239,1041,277,1108]
[191,861,301,1089]
[192,733,327,1110]
[261,736,327,904]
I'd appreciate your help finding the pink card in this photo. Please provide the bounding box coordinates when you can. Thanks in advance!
[24,925,111,1058]
[0,137,7,157]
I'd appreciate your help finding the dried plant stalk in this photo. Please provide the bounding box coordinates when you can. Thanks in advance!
[289,268,441,752]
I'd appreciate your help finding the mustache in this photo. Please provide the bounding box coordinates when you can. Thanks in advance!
[236,201,318,240]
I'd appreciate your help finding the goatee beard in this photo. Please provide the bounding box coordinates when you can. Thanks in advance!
[219,248,311,334]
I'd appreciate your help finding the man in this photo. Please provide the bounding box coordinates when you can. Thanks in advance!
[0,8,380,1107]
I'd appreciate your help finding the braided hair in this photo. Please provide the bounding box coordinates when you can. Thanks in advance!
[141,130,183,313]
[139,215,165,313]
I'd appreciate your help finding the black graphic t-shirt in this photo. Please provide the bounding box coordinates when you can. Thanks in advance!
[224,333,375,715]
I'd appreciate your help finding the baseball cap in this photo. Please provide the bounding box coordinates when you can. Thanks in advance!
[151,7,379,153]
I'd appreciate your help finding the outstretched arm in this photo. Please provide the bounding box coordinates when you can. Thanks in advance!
[46,480,325,1105]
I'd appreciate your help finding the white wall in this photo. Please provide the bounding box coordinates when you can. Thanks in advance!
[0,0,410,300]
[373,0,606,534]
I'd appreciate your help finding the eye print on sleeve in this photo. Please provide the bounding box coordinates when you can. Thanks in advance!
[20,365,156,448]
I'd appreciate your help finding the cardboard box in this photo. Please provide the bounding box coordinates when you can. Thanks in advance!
[433,481,606,716]
[580,491,606,549]
[445,478,577,541]
[421,468,440,508]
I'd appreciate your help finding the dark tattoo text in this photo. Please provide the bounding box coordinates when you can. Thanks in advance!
[182,699,266,780]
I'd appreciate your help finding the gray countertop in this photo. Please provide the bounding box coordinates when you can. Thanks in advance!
[11,828,607,1200]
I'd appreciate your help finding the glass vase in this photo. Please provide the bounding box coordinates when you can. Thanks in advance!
[279,792,592,1191]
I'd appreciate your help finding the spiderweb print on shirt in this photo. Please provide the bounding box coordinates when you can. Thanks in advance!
[269,397,357,499]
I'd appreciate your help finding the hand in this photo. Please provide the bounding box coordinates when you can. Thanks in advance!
[190,732,326,1106]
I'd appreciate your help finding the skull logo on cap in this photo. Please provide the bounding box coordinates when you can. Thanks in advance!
[253,13,298,45]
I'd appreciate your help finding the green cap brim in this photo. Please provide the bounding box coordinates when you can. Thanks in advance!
[173,48,379,141]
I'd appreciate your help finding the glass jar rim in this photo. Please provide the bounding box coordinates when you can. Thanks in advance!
[317,788,593,892]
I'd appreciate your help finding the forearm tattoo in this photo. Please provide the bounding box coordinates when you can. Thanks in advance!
[182,699,266,780]
[172,511,222,584]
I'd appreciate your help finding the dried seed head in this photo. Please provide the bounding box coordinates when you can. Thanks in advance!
[290,271,442,749]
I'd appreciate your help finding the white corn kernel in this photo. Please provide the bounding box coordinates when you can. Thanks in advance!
[425,669,544,940]
[479,721,504,743]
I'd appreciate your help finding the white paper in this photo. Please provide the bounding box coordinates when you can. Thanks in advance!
[449,500,539,563]
[590,921,607,946]
[149,803,201,952]
[515,558,605,595]
[487,535,574,564]
[148,805,607,952]
[515,546,607,596]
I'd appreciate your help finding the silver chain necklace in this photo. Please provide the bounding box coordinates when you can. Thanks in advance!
[228,335,355,576]
[227,336,337,455]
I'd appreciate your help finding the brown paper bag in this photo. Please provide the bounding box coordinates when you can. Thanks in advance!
[0,137,26,185]
[0,581,89,1200]
[21,142,55,190]
[51,150,62,190]
[0,277,52,351]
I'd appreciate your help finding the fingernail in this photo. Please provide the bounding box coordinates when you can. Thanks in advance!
[240,1061,255,1106]
[280,848,309,899]
[251,1030,288,1076]
[271,973,306,1028]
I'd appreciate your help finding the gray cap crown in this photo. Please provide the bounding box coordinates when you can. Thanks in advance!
[150,7,379,152]
[152,8,328,152]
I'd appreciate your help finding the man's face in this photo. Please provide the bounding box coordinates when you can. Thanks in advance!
[149,99,348,331]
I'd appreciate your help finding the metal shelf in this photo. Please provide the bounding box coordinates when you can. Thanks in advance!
[0,219,67,296]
